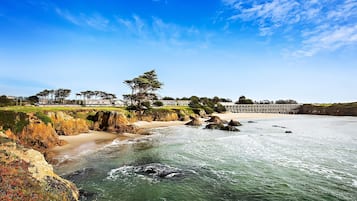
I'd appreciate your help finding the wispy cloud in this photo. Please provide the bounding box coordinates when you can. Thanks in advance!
[222,0,357,56]
[55,7,109,30]
[116,15,204,47]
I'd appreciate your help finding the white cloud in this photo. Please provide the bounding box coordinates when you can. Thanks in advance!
[116,15,203,47]
[222,0,357,56]
[55,8,109,30]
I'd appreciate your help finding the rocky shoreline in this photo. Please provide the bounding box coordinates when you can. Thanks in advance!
[0,108,194,200]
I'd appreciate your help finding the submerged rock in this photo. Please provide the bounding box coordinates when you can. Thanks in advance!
[221,125,240,132]
[285,130,293,134]
[108,163,184,180]
[205,123,225,130]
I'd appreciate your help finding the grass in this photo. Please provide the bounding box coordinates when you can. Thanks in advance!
[0,106,128,113]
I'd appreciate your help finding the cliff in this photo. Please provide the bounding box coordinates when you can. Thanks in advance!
[89,108,192,133]
[298,103,357,116]
[47,111,89,135]
[0,111,64,152]
[0,133,79,201]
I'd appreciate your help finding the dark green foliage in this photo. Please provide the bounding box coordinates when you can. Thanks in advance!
[162,96,175,100]
[27,96,39,104]
[275,99,298,104]
[203,106,214,114]
[235,96,254,104]
[0,111,29,133]
[188,96,227,114]
[141,101,152,109]
[0,95,16,107]
[123,70,163,111]
[153,101,164,107]
[214,103,227,113]
[35,112,52,125]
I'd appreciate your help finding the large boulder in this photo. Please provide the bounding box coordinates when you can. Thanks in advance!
[185,116,202,126]
[205,123,225,130]
[0,133,79,201]
[205,116,228,124]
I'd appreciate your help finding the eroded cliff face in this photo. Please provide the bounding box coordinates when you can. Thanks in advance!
[1,112,64,153]
[90,111,138,133]
[0,133,79,201]
[47,112,89,135]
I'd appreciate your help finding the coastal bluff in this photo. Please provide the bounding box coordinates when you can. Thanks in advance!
[298,103,357,116]
[0,132,79,201]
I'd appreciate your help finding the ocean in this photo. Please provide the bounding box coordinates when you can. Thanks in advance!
[54,115,357,201]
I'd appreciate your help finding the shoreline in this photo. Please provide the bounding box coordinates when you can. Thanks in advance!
[50,113,292,160]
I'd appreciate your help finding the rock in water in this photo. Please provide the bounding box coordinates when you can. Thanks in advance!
[135,163,184,178]
[108,163,185,180]
[185,116,202,126]
[205,116,228,124]
[222,125,240,132]
[228,120,242,126]
[205,123,225,130]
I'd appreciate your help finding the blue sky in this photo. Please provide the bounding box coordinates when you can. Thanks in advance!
[0,0,356,103]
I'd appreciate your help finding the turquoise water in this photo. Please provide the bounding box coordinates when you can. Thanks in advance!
[54,115,357,201]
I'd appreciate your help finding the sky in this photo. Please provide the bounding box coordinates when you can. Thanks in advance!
[0,0,356,103]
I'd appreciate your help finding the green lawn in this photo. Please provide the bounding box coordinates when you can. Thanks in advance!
[0,105,192,114]
[0,106,128,113]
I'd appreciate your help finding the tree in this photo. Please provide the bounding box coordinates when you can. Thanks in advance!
[123,70,163,110]
[27,96,39,105]
[54,89,71,104]
[0,95,15,107]
[235,96,254,104]
[275,99,298,104]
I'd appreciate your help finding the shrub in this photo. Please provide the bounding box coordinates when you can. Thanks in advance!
[35,112,52,125]
[214,103,227,113]
[0,111,29,133]
[203,106,214,115]
[153,101,164,107]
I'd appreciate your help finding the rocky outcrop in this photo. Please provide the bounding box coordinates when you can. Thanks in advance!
[228,120,242,127]
[47,112,89,135]
[185,116,202,126]
[205,117,241,132]
[0,133,79,201]
[298,103,357,116]
[90,111,138,133]
[205,123,240,132]
[1,112,64,153]
[205,116,228,124]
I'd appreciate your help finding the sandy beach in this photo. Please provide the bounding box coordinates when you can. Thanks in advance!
[50,113,291,160]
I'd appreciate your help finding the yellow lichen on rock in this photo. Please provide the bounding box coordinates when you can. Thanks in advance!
[0,132,79,201]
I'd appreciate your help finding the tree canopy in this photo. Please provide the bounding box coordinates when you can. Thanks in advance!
[123,70,163,110]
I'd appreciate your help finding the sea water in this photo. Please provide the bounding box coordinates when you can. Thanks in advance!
[54,115,357,201]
